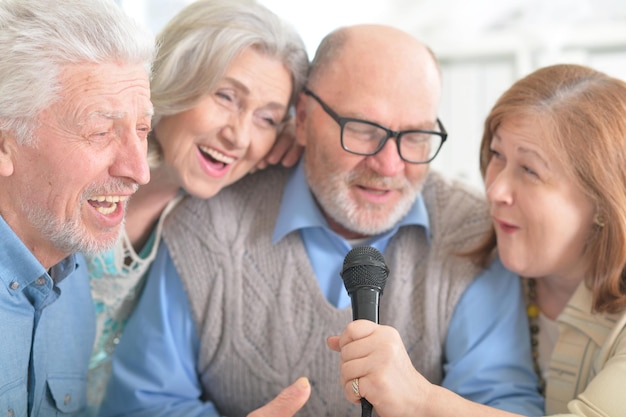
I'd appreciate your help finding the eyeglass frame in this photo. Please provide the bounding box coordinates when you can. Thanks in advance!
[303,88,447,164]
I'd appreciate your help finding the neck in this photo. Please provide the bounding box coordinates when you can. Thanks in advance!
[124,165,180,251]
[31,244,66,271]
[535,274,583,320]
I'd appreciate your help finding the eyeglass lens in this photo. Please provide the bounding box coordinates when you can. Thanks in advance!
[341,120,442,163]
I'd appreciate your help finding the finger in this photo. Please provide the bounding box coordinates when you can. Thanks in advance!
[248,377,311,417]
[338,320,379,348]
[253,160,267,171]
[279,143,303,167]
[264,131,292,165]
[327,335,341,352]
[344,377,365,405]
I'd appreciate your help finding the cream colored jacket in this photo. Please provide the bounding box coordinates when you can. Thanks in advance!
[547,283,626,417]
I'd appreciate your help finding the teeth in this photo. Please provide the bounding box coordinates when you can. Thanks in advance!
[199,145,235,164]
[90,195,129,203]
[88,195,129,215]
[95,203,118,215]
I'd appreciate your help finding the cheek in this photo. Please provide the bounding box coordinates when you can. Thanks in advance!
[551,203,594,245]
[248,132,277,161]
[405,164,428,185]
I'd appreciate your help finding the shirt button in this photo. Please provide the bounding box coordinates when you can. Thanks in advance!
[64,393,71,405]
[35,277,46,286]
[9,281,19,290]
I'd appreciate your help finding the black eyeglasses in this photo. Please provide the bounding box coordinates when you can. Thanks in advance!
[303,88,447,164]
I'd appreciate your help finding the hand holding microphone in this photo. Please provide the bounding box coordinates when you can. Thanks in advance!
[327,247,431,417]
[340,246,388,417]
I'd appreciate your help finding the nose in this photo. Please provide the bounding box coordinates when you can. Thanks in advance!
[111,130,150,186]
[220,112,252,150]
[485,168,513,206]
[365,137,404,177]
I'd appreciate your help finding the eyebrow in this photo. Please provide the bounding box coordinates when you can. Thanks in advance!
[89,108,155,120]
[518,147,550,169]
[222,76,288,112]
[492,132,550,169]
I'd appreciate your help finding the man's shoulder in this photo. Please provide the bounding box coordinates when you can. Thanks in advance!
[422,170,490,245]
[225,164,293,193]
[423,170,485,209]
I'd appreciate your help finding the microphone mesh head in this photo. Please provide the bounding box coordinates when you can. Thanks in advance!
[341,246,388,294]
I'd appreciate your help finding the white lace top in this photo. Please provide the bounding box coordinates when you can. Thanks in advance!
[84,194,183,414]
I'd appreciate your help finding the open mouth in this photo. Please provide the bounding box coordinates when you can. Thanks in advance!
[198,145,235,168]
[88,195,128,215]
[358,185,389,195]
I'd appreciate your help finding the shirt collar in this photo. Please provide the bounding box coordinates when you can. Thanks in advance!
[0,214,79,292]
[559,282,622,346]
[273,160,430,243]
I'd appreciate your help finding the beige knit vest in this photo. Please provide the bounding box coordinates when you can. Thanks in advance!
[164,166,491,417]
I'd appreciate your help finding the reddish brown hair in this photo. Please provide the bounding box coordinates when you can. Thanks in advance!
[469,64,626,313]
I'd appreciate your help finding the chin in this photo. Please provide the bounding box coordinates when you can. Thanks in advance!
[499,255,527,276]
[186,182,225,200]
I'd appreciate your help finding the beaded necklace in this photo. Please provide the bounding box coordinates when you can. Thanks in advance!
[524,277,546,394]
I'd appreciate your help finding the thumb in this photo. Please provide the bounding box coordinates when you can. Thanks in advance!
[248,377,311,417]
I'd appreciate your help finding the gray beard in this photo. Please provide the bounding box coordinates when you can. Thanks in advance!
[23,202,123,257]
[306,167,423,237]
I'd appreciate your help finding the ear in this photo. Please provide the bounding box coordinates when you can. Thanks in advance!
[294,91,308,147]
[0,130,16,177]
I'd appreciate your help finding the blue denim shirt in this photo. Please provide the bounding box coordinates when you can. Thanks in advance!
[0,215,95,416]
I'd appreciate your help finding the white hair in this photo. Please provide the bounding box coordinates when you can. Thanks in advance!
[0,0,155,143]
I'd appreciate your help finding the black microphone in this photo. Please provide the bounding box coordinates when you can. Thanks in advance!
[340,246,389,417]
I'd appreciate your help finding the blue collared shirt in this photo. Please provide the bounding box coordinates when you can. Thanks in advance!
[101,163,544,417]
[273,161,430,308]
[0,215,95,416]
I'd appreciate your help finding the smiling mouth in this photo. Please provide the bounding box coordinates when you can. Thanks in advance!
[88,195,129,215]
[198,145,235,166]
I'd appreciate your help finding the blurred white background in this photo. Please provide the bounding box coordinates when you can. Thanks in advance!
[118,0,626,190]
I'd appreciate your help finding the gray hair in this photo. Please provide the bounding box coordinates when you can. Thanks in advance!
[0,0,155,144]
[148,0,308,165]
[308,28,349,88]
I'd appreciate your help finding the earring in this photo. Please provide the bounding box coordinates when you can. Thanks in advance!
[594,213,606,228]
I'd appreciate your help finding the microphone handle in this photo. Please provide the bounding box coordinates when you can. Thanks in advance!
[350,288,381,322]
[361,398,373,417]
[350,288,380,417]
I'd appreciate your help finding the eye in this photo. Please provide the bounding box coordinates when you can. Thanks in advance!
[488,148,501,159]
[259,116,278,128]
[216,92,231,101]
[89,130,112,141]
[522,165,539,178]
[137,124,151,138]
[254,109,281,128]
[215,89,236,104]
[263,117,278,127]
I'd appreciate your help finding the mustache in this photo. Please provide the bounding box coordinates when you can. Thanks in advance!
[83,179,139,199]
[345,168,410,190]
